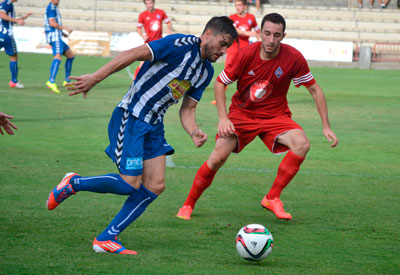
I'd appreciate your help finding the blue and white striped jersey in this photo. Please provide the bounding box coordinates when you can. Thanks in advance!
[118,34,214,125]
[44,2,63,43]
[0,0,14,36]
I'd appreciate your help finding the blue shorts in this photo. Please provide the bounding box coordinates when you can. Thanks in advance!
[105,107,174,176]
[49,40,70,56]
[0,34,17,56]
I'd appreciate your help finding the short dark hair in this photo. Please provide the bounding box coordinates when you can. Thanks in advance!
[143,0,154,3]
[235,0,247,5]
[261,13,286,33]
[202,16,238,43]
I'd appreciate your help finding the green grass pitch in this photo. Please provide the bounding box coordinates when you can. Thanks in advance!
[0,52,399,274]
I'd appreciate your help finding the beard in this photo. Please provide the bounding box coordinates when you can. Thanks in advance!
[203,43,219,62]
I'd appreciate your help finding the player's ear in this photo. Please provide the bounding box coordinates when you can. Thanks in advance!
[282,32,286,40]
[204,29,213,37]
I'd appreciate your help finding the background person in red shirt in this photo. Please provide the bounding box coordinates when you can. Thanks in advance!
[226,0,260,68]
[134,0,172,78]
[177,13,338,221]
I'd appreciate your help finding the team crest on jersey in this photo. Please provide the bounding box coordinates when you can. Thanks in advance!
[275,67,283,79]
[150,20,160,31]
[249,80,273,102]
[168,79,192,101]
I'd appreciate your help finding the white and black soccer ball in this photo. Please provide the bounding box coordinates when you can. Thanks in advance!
[235,224,274,261]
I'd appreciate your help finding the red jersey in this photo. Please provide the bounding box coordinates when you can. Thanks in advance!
[137,9,170,42]
[228,13,259,54]
[217,42,316,119]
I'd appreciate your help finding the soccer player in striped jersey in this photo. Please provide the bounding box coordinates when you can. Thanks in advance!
[44,0,74,93]
[46,16,238,255]
[0,0,32,88]
[177,13,339,221]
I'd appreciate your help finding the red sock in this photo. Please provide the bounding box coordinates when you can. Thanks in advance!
[183,161,217,209]
[267,151,305,199]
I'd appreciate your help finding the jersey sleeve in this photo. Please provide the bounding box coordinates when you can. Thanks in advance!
[0,2,12,13]
[250,14,260,32]
[147,34,187,62]
[137,12,144,27]
[216,49,244,85]
[292,52,316,88]
[46,5,57,19]
[161,10,170,23]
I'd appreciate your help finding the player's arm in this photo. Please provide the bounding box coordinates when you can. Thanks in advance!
[165,21,172,35]
[254,28,261,41]
[20,12,33,20]
[214,80,235,137]
[306,82,339,147]
[48,18,72,34]
[0,10,26,25]
[179,95,207,148]
[67,44,152,98]
[136,25,148,42]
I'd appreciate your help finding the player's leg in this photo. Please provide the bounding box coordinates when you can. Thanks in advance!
[8,55,22,88]
[94,149,167,253]
[46,41,62,93]
[267,129,308,197]
[260,119,309,219]
[93,157,164,255]
[176,135,237,220]
[46,108,140,210]
[96,157,165,243]
[4,36,23,88]
[63,46,75,86]
[47,172,138,210]
[94,111,172,254]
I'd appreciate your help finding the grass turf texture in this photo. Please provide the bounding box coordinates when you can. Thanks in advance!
[0,52,399,274]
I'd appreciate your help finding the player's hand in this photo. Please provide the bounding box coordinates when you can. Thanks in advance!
[22,12,33,20]
[66,74,98,99]
[323,128,338,147]
[191,129,207,148]
[15,18,25,25]
[217,118,235,138]
[0,112,17,135]
[65,27,73,34]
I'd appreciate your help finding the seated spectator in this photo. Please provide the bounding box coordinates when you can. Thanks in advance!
[357,0,373,8]
[358,0,390,8]
[247,0,261,14]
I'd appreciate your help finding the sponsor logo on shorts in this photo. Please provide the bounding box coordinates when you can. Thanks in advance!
[126,157,143,170]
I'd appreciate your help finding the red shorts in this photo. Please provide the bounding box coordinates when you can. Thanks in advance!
[217,110,303,154]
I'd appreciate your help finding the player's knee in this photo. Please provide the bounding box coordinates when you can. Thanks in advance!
[209,153,228,170]
[146,180,165,195]
[294,137,310,155]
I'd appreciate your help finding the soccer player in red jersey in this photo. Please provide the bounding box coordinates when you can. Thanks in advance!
[226,0,260,67]
[137,0,172,43]
[177,13,339,221]
[134,0,172,78]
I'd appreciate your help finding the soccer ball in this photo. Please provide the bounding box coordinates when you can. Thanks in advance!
[235,224,273,261]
